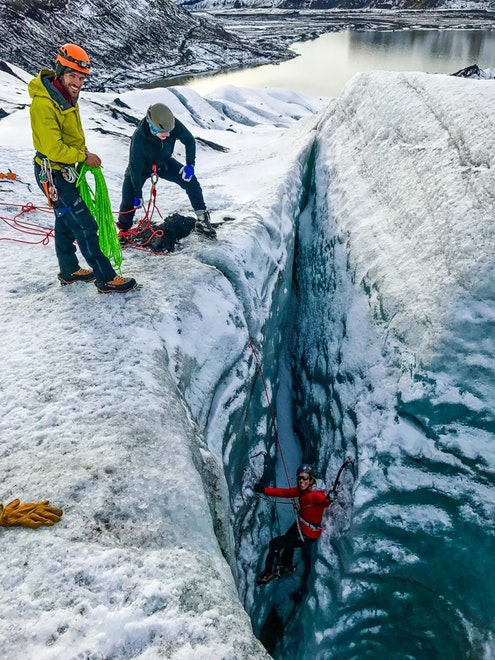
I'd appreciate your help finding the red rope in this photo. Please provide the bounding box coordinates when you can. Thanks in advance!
[116,168,167,252]
[0,201,54,245]
[248,339,292,489]
[1,176,171,256]
[248,339,305,539]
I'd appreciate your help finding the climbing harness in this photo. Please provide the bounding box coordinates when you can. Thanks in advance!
[76,164,123,273]
[39,159,58,206]
[297,514,322,533]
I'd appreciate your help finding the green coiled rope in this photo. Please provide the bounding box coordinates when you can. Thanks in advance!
[76,164,122,274]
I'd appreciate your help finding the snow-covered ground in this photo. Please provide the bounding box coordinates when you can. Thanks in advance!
[0,63,325,657]
[1,60,495,659]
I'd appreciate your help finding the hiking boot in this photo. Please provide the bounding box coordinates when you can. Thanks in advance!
[257,570,279,586]
[58,268,95,285]
[95,276,139,294]
[195,210,217,240]
[118,232,129,246]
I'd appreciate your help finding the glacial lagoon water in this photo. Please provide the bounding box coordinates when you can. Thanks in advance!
[182,28,495,98]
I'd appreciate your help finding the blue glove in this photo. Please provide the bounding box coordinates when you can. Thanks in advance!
[133,197,142,208]
[180,165,195,182]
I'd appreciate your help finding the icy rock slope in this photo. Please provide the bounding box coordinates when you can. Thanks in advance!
[279,72,495,659]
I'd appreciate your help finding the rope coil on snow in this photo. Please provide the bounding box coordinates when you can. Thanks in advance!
[0,201,54,245]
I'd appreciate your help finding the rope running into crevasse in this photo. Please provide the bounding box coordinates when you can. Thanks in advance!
[248,339,305,540]
[248,339,292,488]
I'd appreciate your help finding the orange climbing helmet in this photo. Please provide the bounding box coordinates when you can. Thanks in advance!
[55,43,91,75]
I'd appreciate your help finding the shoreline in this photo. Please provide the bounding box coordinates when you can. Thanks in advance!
[141,9,495,89]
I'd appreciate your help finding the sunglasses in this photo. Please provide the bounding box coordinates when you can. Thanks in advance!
[297,476,310,481]
[148,121,170,136]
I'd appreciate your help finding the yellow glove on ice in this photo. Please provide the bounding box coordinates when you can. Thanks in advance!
[0,499,63,529]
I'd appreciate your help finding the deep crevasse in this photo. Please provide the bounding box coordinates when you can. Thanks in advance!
[154,72,495,658]
[273,72,495,659]
[172,71,495,658]
[3,65,495,658]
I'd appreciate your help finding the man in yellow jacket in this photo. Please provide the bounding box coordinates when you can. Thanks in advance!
[28,43,138,293]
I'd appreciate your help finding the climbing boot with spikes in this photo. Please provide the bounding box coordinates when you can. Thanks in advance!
[257,568,281,586]
[195,210,217,240]
[95,276,139,294]
[58,268,95,285]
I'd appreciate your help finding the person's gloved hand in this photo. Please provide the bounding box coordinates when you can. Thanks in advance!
[180,165,195,182]
[133,198,142,208]
[253,483,264,494]
[0,499,63,529]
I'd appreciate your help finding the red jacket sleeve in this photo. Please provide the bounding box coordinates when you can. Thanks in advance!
[263,486,300,499]
[303,490,332,507]
[298,490,332,522]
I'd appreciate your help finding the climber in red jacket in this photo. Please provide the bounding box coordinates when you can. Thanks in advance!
[254,463,333,585]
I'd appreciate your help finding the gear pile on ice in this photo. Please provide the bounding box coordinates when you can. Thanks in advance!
[123,213,196,253]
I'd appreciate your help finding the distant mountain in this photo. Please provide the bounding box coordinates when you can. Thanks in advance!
[0,0,291,91]
[180,0,493,10]
[2,0,493,92]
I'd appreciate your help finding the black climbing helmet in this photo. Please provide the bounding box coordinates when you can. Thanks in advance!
[296,463,316,478]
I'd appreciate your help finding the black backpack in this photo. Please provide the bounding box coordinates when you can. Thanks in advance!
[131,213,196,252]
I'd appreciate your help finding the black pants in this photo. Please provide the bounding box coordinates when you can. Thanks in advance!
[264,523,317,576]
[118,158,206,231]
[34,163,116,283]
